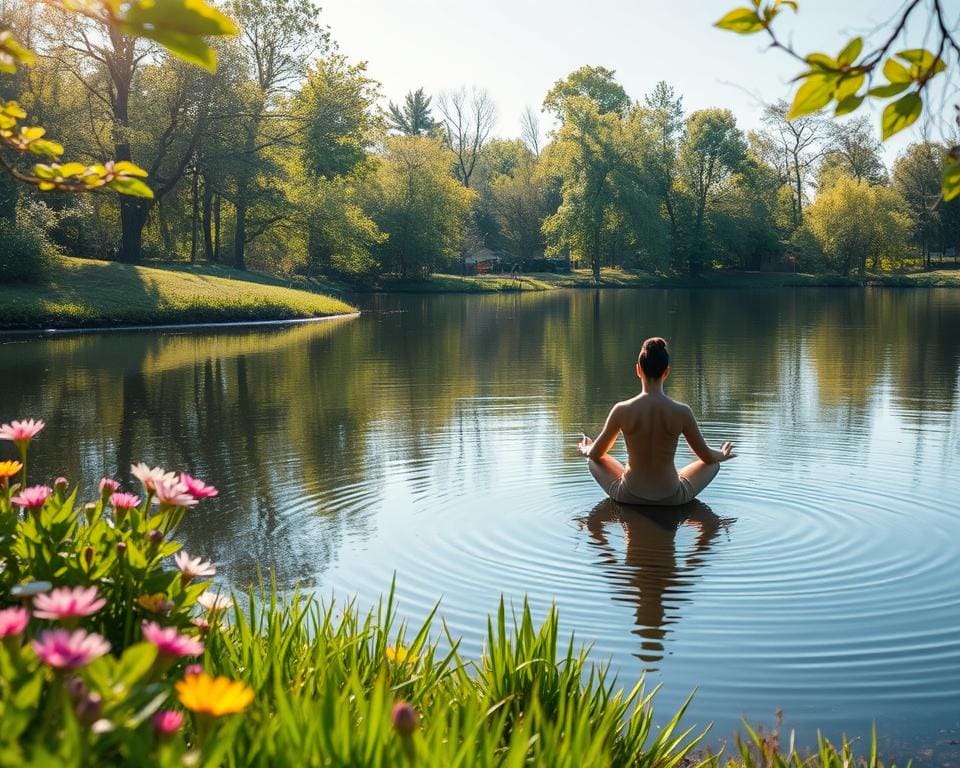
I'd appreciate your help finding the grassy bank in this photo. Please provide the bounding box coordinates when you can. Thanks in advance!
[353,267,960,293]
[0,257,356,330]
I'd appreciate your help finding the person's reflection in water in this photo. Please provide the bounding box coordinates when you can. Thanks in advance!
[580,499,734,669]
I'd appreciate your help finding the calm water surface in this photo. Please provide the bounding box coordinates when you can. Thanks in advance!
[3,289,960,763]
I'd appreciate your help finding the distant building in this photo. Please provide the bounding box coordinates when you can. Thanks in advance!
[463,248,501,275]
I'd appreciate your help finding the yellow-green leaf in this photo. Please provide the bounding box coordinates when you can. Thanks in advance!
[837,37,862,66]
[883,58,912,83]
[109,177,155,198]
[868,82,909,98]
[881,92,921,140]
[835,94,864,116]
[19,126,45,142]
[805,52,836,70]
[28,139,64,158]
[112,160,149,177]
[835,73,864,101]
[943,160,960,202]
[137,29,217,71]
[122,0,238,37]
[786,74,836,119]
[714,7,764,34]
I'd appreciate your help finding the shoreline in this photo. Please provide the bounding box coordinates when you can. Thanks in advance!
[3,259,960,334]
[0,310,361,338]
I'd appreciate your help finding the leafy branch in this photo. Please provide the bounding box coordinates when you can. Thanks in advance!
[715,0,960,201]
[0,0,237,198]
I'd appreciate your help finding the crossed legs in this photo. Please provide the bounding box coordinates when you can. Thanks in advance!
[588,456,720,505]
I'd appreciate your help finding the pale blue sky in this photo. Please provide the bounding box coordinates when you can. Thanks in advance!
[323,0,959,166]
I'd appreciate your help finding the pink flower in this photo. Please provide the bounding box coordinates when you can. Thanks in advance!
[174,551,216,581]
[34,586,106,621]
[33,629,110,669]
[154,477,197,509]
[141,621,204,658]
[11,485,52,510]
[54,477,69,493]
[184,663,204,676]
[99,478,120,497]
[180,473,218,500]
[110,492,141,511]
[130,463,177,494]
[197,591,232,614]
[152,709,184,738]
[0,607,29,638]
[391,701,419,735]
[0,418,45,448]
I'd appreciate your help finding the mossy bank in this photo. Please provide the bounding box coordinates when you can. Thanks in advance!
[0,257,356,331]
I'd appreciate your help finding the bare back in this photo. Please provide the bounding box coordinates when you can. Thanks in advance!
[616,393,691,499]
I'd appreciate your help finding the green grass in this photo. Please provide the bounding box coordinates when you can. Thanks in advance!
[358,267,960,293]
[0,257,357,330]
[196,583,901,767]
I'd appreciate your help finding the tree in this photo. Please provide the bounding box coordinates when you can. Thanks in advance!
[715,0,960,201]
[543,96,663,281]
[641,81,684,253]
[892,142,945,268]
[753,99,828,228]
[365,136,474,278]
[222,0,329,269]
[543,65,630,119]
[519,105,542,158]
[298,55,381,180]
[819,117,887,186]
[387,88,436,136]
[296,54,382,274]
[677,108,746,275]
[805,174,912,275]
[437,86,495,188]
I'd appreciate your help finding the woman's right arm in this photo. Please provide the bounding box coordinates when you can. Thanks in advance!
[681,406,735,463]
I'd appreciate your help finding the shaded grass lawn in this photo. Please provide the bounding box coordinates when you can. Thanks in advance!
[0,257,356,330]
[368,267,960,293]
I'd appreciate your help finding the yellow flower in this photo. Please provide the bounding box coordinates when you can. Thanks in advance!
[0,460,22,480]
[385,646,415,664]
[136,593,174,614]
[176,672,253,716]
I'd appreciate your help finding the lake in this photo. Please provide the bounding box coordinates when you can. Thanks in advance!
[3,288,959,763]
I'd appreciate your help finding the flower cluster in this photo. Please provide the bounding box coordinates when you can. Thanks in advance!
[0,417,251,762]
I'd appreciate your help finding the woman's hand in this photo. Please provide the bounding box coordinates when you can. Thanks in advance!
[577,434,594,457]
[713,441,736,462]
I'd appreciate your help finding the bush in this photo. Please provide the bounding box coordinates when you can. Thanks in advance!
[0,214,50,283]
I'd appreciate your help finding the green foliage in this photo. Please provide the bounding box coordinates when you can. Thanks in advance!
[387,88,437,137]
[543,65,631,119]
[804,173,912,275]
[366,136,475,279]
[0,210,49,283]
[298,55,382,180]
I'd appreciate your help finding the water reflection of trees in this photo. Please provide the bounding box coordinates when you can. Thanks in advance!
[580,499,733,668]
[0,289,958,584]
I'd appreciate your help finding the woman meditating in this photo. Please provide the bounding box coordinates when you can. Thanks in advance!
[578,337,735,506]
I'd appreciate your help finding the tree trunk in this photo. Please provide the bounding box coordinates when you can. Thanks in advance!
[190,166,200,263]
[202,179,214,261]
[118,198,150,263]
[233,199,247,270]
[213,194,221,262]
[592,225,601,283]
